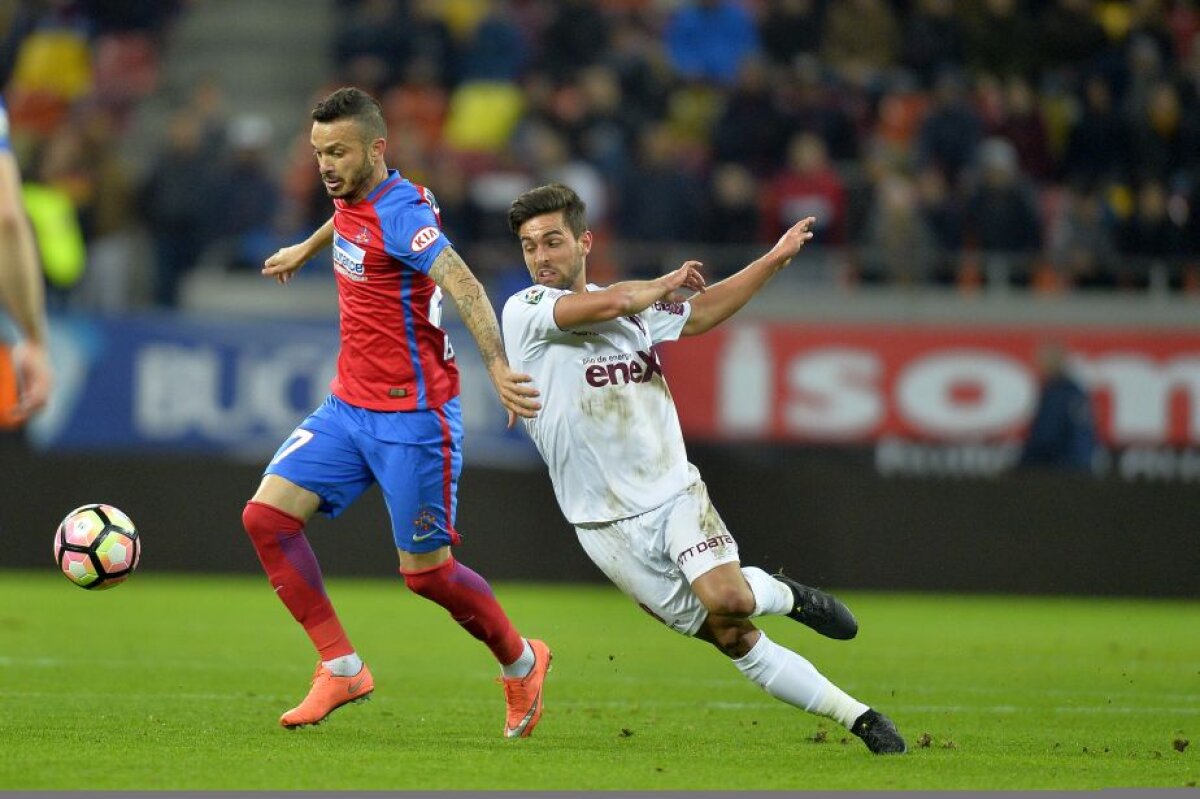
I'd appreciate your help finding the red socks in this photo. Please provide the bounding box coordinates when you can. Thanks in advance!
[244,501,520,667]
[403,557,524,666]
[242,501,353,660]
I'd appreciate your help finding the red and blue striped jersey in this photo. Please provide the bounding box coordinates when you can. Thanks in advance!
[329,169,459,411]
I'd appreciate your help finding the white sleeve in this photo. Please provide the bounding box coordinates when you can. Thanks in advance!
[502,285,572,362]
[640,298,692,344]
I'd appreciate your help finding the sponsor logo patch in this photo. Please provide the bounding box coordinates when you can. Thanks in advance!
[583,349,664,387]
[332,232,367,281]
[411,225,441,253]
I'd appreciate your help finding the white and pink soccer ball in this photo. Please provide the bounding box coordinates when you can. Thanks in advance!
[53,504,141,590]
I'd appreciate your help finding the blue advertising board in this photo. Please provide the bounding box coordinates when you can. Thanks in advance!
[28,312,538,466]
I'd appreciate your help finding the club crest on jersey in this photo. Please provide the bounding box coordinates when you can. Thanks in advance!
[332,232,367,281]
[353,226,371,245]
[521,287,546,305]
[411,225,441,253]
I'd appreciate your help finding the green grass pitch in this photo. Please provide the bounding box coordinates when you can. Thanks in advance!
[0,570,1195,790]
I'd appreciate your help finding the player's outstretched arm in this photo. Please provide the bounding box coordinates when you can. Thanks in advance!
[430,247,541,427]
[0,149,52,421]
[681,216,816,336]
[262,217,335,284]
[552,262,706,329]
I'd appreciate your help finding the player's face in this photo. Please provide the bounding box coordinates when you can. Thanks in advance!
[311,119,379,202]
[518,212,590,292]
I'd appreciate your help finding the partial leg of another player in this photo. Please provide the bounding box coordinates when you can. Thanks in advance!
[243,474,373,728]
[692,563,906,754]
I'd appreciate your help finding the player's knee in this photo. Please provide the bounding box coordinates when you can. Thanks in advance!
[698,582,756,618]
[697,617,757,658]
[242,500,301,543]
[401,558,454,599]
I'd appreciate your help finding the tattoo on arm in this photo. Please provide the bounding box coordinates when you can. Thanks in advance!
[430,248,507,366]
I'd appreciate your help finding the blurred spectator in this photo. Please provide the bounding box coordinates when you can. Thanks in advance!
[138,110,224,306]
[616,124,704,248]
[710,58,788,175]
[458,1,527,83]
[758,0,826,68]
[519,122,608,228]
[403,0,458,87]
[762,132,848,244]
[1063,75,1131,184]
[861,171,939,285]
[965,137,1043,281]
[900,0,966,88]
[381,59,450,154]
[1128,79,1199,183]
[916,69,983,185]
[537,0,611,79]
[964,0,1037,78]
[664,0,762,86]
[915,164,965,281]
[820,0,899,83]
[1036,0,1110,76]
[703,162,763,245]
[574,66,638,177]
[781,61,861,163]
[1017,342,1098,473]
[991,76,1055,180]
[333,0,407,86]
[1048,184,1121,288]
[219,113,281,271]
[1119,179,1190,287]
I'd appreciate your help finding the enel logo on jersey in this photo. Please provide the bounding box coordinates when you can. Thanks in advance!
[333,232,367,281]
[584,350,664,387]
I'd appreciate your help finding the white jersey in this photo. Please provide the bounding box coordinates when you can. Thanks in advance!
[502,284,693,524]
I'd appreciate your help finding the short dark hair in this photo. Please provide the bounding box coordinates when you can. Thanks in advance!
[508,183,587,237]
[311,87,386,143]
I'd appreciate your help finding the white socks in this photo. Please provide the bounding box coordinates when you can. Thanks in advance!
[732,633,868,729]
[500,638,535,678]
[322,652,364,677]
[741,567,794,617]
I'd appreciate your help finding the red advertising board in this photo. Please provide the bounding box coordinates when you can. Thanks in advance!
[660,323,1200,447]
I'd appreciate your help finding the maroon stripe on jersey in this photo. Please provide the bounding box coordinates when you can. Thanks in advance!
[433,404,460,543]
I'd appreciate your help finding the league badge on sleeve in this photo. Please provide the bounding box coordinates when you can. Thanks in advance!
[521,287,547,305]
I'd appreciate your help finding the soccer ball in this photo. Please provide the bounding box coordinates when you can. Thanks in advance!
[53,504,141,590]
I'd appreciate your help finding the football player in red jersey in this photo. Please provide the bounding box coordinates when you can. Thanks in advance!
[246,88,549,737]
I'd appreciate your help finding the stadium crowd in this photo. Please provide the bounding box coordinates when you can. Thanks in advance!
[4,0,1200,307]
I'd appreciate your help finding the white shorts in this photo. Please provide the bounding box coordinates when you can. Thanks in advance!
[574,465,739,636]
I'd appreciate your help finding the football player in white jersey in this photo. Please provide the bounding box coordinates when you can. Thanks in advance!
[501,183,905,755]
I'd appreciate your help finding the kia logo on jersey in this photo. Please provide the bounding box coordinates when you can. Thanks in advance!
[411,225,441,253]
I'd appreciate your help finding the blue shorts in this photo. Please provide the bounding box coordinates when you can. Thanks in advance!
[265,394,463,553]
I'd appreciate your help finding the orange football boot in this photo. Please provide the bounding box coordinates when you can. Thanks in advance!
[501,639,552,738]
[280,662,374,729]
